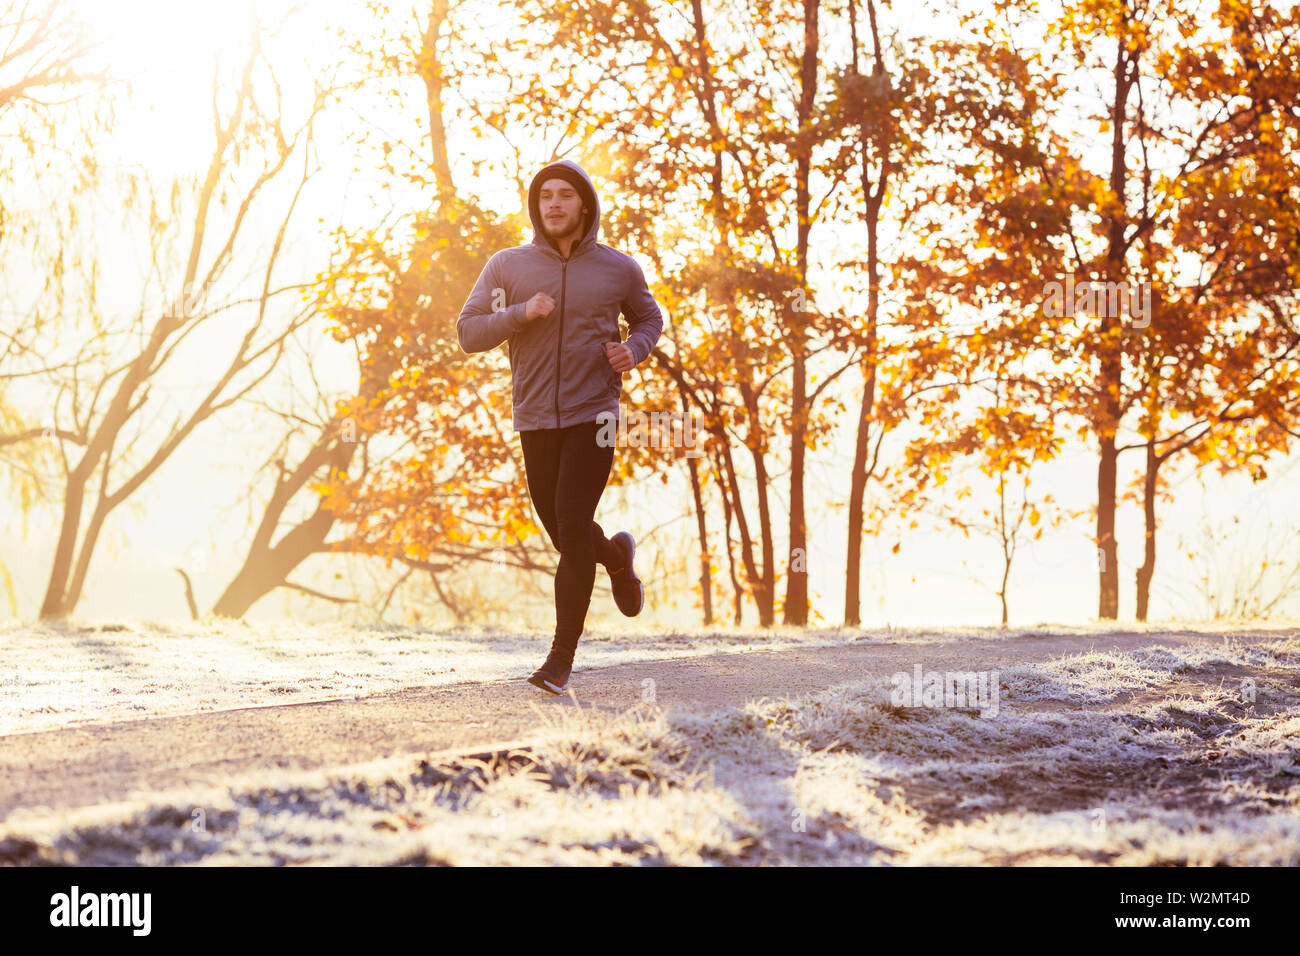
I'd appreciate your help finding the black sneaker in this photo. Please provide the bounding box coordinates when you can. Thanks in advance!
[527,646,573,695]
[607,531,644,617]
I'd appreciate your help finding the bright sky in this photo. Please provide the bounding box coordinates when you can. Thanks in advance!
[2,0,1297,628]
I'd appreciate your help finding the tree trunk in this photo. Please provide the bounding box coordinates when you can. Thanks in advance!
[845,393,872,626]
[685,411,713,626]
[846,203,882,627]
[844,0,887,627]
[1135,439,1158,621]
[1097,25,1135,620]
[998,475,1011,627]
[210,343,394,617]
[784,351,809,625]
[418,0,455,202]
[210,430,360,617]
[711,448,744,626]
[1097,431,1119,618]
[782,0,820,626]
[750,442,776,626]
[40,464,92,618]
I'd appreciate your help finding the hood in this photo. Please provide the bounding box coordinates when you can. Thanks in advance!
[528,159,600,256]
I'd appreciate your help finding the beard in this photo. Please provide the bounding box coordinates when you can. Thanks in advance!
[544,212,582,238]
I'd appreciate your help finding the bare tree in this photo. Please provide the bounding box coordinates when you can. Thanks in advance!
[37,14,336,619]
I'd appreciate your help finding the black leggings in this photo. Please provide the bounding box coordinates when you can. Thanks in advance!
[519,418,623,657]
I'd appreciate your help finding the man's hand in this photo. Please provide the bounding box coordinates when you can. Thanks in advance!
[525,292,556,321]
[605,341,635,373]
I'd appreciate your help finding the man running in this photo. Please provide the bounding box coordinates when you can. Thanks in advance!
[456,159,664,694]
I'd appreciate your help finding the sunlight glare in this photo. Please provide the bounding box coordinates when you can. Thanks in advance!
[63,1,295,169]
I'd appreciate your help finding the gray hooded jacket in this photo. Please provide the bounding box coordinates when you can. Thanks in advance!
[456,160,664,431]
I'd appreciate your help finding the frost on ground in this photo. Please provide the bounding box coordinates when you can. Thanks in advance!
[3,617,1294,735]
[2,636,1296,866]
[0,617,882,735]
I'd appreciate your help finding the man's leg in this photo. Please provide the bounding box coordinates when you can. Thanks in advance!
[519,426,562,555]
[551,419,621,658]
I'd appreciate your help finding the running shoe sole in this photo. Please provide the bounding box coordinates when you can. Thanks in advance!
[527,671,566,694]
[609,531,644,617]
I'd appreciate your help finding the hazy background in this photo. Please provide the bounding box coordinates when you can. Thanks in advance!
[3,0,1298,629]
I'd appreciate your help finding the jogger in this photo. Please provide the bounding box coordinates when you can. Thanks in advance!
[519,418,623,658]
[456,158,663,693]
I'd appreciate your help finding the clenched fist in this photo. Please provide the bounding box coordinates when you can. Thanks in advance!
[605,341,635,373]
[525,292,556,321]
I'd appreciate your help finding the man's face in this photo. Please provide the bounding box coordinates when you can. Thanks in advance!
[539,178,586,240]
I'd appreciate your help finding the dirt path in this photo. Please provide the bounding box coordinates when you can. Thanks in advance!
[0,629,1274,821]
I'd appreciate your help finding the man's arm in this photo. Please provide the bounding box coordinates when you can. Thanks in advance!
[621,257,664,365]
[457,252,530,354]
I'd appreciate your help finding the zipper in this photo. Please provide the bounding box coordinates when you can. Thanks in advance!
[554,256,568,428]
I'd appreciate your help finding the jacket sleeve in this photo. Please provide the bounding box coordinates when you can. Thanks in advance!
[457,252,530,354]
[621,257,664,366]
